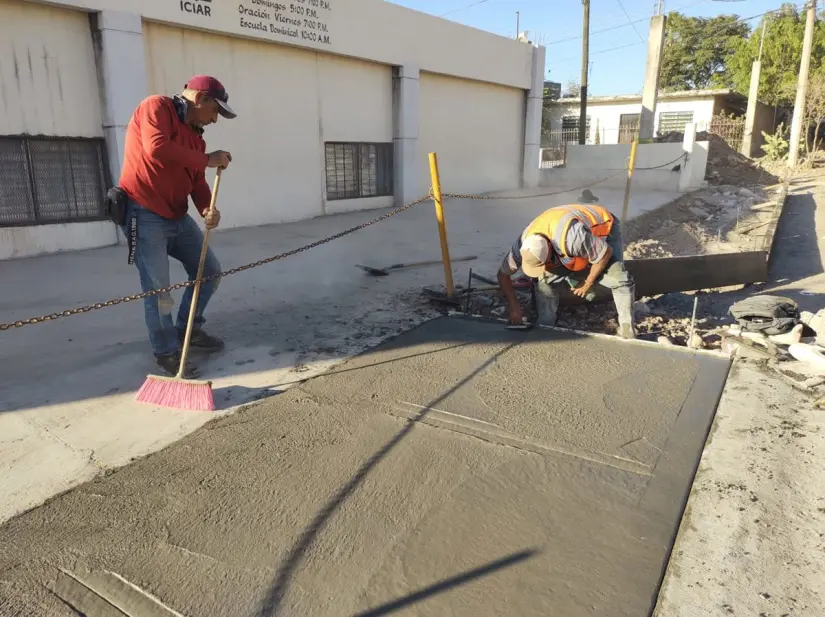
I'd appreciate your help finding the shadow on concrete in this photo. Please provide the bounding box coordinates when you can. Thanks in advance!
[352,549,538,617]
[253,340,523,616]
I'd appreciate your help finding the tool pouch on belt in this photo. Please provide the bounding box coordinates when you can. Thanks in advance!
[105,187,128,226]
[729,295,800,336]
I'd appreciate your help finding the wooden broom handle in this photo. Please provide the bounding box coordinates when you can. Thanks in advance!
[177,167,223,378]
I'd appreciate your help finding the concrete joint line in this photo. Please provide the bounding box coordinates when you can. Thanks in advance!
[54,568,186,617]
[389,401,653,477]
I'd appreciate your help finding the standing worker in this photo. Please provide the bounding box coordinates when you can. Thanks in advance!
[497,203,637,338]
[116,75,237,378]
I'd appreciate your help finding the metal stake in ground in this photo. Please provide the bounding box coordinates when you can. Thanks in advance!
[688,295,699,347]
[428,152,455,297]
[465,268,473,314]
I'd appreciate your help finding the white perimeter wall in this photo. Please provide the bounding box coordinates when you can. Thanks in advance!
[144,21,393,228]
[0,0,118,260]
[539,141,709,193]
[418,72,524,196]
[547,98,717,144]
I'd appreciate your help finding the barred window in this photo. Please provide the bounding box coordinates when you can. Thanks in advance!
[324,142,393,201]
[0,136,109,227]
[658,111,695,134]
[561,115,590,142]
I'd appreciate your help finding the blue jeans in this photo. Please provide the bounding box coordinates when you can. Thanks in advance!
[124,201,222,356]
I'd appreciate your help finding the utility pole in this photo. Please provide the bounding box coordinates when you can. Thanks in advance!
[515,11,519,38]
[579,0,590,145]
[742,20,768,157]
[788,0,817,167]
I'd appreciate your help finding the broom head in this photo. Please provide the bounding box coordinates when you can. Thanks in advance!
[136,374,215,411]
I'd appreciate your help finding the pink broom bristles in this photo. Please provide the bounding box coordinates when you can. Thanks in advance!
[135,374,215,411]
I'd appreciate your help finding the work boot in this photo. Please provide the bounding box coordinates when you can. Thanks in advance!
[612,284,637,339]
[535,280,561,327]
[155,351,199,379]
[177,327,225,351]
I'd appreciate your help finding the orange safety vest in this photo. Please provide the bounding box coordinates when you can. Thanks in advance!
[522,204,615,271]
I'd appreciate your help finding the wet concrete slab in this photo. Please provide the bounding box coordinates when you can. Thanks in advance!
[0,317,730,617]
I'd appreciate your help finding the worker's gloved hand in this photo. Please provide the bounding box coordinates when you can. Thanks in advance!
[508,304,524,325]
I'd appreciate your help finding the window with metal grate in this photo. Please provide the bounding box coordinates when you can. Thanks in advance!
[657,111,695,135]
[0,136,110,227]
[324,142,393,201]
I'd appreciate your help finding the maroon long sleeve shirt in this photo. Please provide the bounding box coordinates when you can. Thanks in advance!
[119,95,212,220]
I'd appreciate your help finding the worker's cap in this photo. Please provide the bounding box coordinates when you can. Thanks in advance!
[185,75,237,119]
[520,234,550,279]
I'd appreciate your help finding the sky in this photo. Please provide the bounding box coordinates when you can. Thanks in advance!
[387,0,794,95]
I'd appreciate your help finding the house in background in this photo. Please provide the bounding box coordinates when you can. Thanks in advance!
[543,88,778,157]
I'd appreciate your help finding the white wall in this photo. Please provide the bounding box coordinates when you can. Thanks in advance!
[566,143,686,169]
[546,98,717,144]
[29,0,534,91]
[0,0,118,260]
[418,71,524,195]
[537,141,709,193]
[143,21,394,228]
[0,221,117,261]
[0,0,103,136]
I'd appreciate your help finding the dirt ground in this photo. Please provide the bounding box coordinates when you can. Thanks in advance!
[626,132,786,259]
[623,184,782,259]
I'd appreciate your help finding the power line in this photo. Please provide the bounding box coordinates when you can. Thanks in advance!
[545,0,711,46]
[438,0,491,18]
[552,3,805,65]
[616,0,646,43]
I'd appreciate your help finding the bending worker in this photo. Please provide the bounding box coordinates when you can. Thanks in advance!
[497,203,637,339]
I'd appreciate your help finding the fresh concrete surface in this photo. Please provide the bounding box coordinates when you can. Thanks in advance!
[0,316,729,616]
[0,187,679,526]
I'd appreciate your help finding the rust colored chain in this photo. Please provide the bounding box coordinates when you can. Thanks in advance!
[441,169,626,201]
[1,166,628,332]
[0,193,433,331]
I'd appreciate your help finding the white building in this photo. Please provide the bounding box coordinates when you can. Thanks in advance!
[544,88,775,149]
[0,0,546,260]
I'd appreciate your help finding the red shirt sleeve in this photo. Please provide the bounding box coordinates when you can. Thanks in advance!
[138,98,209,171]
[191,170,212,216]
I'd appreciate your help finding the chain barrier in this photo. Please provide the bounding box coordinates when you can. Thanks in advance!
[0,193,432,331]
[1,166,632,332]
[442,169,626,201]
[634,153,687,171]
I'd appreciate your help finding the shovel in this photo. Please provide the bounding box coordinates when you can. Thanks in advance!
[356,255,477,277]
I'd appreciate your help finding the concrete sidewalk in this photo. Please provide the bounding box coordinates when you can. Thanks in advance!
[0,186,679,525]
[0,317,729,616]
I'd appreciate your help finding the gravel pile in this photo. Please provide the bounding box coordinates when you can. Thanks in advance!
[623,184,780,258]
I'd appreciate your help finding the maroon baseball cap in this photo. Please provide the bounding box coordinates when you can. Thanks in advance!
[184,75,237,119]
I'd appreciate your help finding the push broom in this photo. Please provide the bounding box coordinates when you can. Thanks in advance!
[135,167,225,411]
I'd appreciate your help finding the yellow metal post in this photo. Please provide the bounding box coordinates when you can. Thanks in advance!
[428,152,455,297]
[621,140,638,222]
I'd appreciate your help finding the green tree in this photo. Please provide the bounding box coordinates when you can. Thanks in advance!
[660,12,750,91]
[727,3,825,107]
